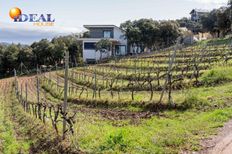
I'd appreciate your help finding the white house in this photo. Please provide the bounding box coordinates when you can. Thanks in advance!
[78,25,128,63]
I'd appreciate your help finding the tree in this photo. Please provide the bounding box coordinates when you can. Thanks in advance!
[201,10,219,36]
[31,39,53,65]
[95,39,112,60]
[121,19,160,52]
[159,21,181,47]
[120,20,141,54]
[51,37,68,64]
[217,8,231,36]
[51,35,82,66]
[17,46,33,69]
[135,19,160,51]
[228,0,232,32]
[0,34,84,78]
[1,44,19,75]
[82,31,90,38]
[200,7,231,37]
[177,17,203,33]
[121,19,181,52]
[229,0,232,8]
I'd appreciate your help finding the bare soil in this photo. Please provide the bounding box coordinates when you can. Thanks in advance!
[198,119,232,154]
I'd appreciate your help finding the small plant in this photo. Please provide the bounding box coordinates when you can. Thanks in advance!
[100,131,129,152]
[181,91,209,110]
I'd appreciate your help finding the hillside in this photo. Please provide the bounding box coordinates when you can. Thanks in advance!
[0,41,232,153]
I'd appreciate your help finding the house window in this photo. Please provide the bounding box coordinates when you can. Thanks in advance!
[84,42,96,50]
[115,45,126,55]
[103,30,112,38]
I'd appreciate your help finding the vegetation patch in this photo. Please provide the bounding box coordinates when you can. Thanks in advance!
[201,66,232,86]
[181,91,210,110]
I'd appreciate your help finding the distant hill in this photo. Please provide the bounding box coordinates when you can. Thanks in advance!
[0,42,28,47]
[0,42,10,46]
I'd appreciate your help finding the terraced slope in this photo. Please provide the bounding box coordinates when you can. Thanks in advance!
[1,43,232,153]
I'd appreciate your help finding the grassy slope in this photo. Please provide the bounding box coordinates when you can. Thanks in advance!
[0,80,79,154]
[0,85,30,153]
[71,82,232,153]
[22,41,232,153]
[196,38,231,46]
[72,107,232,154]
[1,40,231,153]
[40,66,232,153]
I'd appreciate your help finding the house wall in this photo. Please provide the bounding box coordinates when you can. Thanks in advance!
[113,27,128,55]
[82,40,112,62]
[114,27,127,45]
[191,10,209,22]
[89,28,114,38]
[82,26,128,62]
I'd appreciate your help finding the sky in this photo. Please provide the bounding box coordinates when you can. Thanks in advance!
[0,0,228,44]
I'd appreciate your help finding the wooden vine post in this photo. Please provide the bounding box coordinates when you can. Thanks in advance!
[20,83,22,101]
[14,69,18,95]
[159,43,178,104]
[63,51,69,140]
[94,68,97,98]
[36,66,42,120]
[56,63,59,90]
[36,66,40,105]
[25,82,28,111]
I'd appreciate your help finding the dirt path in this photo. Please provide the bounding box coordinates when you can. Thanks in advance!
[17,75,47,102]
[199,119,232,154]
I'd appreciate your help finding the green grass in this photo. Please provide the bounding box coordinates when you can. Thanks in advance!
[178,81,232,110]
[200,66,232,86]
[9,76,232,153]
[68,79,232,153]
[0,96,30,154]
[197,38,231,46]
[69,74,232,153]
[71,107,232,154]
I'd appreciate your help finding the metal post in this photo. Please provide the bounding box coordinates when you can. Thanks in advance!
[63,51,69,139]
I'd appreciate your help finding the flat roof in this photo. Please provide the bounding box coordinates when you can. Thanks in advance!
[77,38,119,42]
[84,25,119,29]
[190,9,209,14]
[83,25,125,32]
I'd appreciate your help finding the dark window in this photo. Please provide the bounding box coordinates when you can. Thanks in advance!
[84,42,96,50]
[103,30,112,38]
[115,45,126,55]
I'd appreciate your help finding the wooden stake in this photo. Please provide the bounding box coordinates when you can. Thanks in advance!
[63,51,69,140]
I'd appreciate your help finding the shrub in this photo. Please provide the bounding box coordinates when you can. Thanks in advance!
[100,131,129,152]
[181,91,209,110]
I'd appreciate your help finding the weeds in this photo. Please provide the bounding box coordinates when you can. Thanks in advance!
[201,66,232,86]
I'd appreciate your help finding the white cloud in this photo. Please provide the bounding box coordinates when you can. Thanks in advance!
[187,0,227,4]
[0,22,83,44]
[1,22,82,34]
